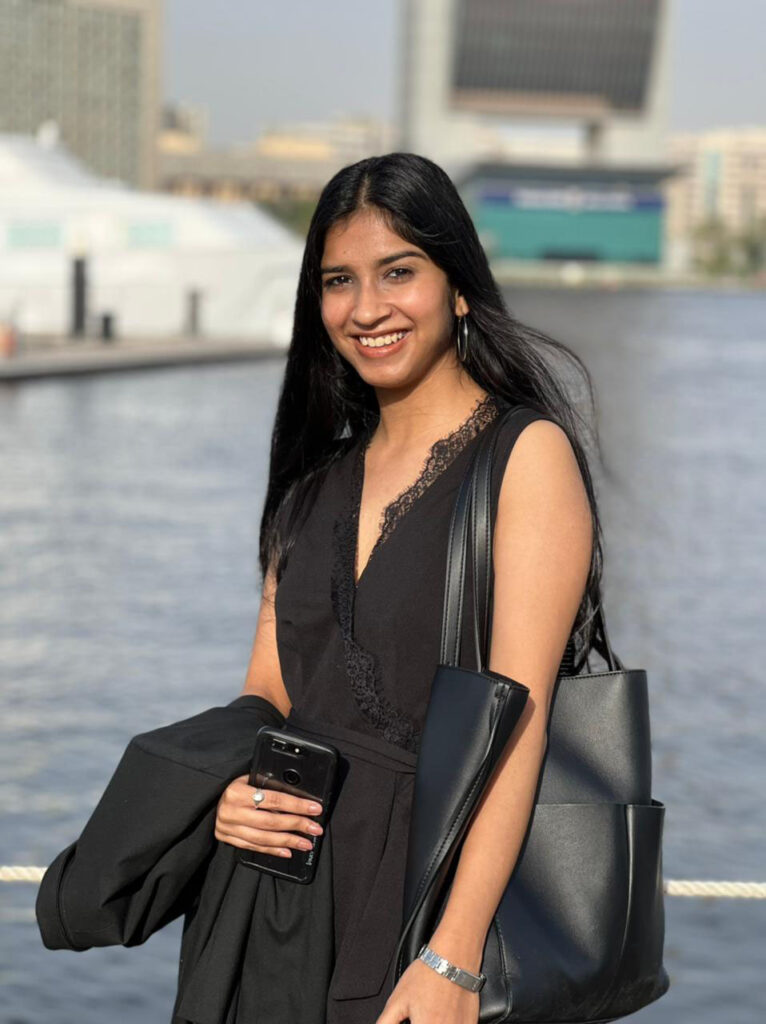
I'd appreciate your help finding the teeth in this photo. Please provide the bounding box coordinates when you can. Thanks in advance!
[358,330,408,348]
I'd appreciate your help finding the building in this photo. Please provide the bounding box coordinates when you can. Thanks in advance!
[400,0,672,166]
[399,0,676,266]
[159,102,209,157]
[252,117,395,166]
[158,116,396,203]
[0,0,161,189]
[666,126,766,239]
[456,160,672,265]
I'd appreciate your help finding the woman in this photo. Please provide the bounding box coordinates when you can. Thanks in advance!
[213,152,599,1024]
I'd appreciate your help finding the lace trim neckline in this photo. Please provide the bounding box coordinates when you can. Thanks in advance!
[352,390,502,588]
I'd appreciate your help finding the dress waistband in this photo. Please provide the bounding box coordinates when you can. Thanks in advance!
[285,708,418,774]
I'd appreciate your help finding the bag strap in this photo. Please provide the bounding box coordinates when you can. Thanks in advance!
[438,429,482,667]
[440,403,623,673]
[439,405,518,669]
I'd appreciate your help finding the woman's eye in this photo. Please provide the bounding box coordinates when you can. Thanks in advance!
[323,267,412,289]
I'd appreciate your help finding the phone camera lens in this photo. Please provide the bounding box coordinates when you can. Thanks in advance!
[283,768,301,785]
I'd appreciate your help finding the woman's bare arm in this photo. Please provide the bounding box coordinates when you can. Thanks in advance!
[215,563,323,858]
[425,418,594,971]
[238,562,293,718]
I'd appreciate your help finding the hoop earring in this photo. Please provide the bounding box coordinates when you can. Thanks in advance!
[456,314,470,363]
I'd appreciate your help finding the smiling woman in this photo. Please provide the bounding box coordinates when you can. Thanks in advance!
[218,152,603,1024]
[35,152,609,1024]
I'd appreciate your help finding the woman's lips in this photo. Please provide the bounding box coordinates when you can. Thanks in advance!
[353,329,412,358]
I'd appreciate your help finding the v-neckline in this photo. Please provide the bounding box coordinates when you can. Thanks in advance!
[350,392,501,591]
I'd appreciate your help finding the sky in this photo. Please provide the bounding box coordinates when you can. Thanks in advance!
[164,0,766,148]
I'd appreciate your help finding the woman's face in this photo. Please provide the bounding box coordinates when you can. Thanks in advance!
[320,207,468,391]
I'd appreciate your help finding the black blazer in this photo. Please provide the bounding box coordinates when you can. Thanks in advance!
[34,694,336,1023]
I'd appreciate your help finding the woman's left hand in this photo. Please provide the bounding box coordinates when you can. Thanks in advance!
[374,957,480,1024]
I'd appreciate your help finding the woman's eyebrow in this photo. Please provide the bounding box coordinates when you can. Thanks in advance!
[320,250,427,274]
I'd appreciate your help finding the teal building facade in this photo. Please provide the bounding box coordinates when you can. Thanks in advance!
[457,162,675,264]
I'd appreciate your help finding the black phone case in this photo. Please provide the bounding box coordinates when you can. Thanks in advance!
[237,725,338,884]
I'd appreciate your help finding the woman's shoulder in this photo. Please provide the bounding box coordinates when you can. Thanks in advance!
[491,400,564,459]
[494,399,560,435]
[489,402,580,503]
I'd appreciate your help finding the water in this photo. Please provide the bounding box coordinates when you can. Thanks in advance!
[1,287,764,1022]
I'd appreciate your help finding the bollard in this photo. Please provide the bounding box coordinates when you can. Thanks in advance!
[100,312,116,343]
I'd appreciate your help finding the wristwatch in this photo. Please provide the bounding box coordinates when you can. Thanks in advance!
[417,943,487,992]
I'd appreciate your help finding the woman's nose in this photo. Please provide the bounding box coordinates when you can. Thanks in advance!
[351,281,392,328]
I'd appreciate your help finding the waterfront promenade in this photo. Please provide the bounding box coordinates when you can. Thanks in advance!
[0,333,285,381]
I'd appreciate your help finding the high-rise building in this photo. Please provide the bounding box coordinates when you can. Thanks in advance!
[400,0,672,167]
[0,0,161,188]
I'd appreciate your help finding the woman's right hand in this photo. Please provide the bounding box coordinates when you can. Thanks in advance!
[214,775,324,858]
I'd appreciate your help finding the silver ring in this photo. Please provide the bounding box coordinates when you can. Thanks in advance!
[252,788,266,806]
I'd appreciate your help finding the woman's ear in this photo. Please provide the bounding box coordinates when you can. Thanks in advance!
[454,291,470,317]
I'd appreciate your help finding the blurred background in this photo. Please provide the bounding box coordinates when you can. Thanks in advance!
[1,1,764,1021]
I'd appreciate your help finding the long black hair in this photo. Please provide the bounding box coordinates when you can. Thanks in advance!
[260,152,608,665]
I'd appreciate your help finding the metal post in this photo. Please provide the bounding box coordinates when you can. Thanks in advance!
[70,256,88,339]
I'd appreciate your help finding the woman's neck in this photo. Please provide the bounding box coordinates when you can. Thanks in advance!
[371,375,490,454]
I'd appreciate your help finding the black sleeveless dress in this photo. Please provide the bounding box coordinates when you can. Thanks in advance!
[265,394,563,1023]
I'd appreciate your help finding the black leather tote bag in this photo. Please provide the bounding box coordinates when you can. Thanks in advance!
[392,405,670,1023]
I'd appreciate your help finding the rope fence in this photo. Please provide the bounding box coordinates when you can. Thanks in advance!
[2,865,766,898]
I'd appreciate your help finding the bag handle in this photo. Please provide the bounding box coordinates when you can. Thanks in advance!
[440,403,623,673]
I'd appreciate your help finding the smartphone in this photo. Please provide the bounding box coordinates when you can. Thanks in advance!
[237,725,338,884]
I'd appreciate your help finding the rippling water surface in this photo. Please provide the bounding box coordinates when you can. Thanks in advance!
[1,287,764,1022]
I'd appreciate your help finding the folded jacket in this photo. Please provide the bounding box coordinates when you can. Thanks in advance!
[36,694,286,951]
[33,694,338,1024]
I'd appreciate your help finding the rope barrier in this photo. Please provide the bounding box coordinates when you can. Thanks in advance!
[2,866,46,882]
[2,865,766,897]
[664,879,766,899]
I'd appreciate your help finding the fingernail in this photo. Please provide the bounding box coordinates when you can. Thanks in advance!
[308,802,322,813]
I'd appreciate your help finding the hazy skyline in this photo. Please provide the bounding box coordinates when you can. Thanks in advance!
[165,0,766,148]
